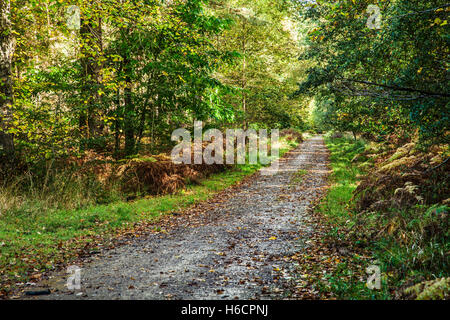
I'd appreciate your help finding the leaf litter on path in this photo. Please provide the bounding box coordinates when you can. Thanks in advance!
[24,136,336,300]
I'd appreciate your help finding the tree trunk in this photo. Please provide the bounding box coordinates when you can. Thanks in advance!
[241,19,247,130]
[114,87,121,159]
[123,55,135,156]
[0,0,15,159]
[79,13,103,142]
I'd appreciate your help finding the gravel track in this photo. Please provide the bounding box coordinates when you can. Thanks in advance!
[31,136,329,300]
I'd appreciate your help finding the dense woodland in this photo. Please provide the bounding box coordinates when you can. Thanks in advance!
[0,0,448,170]
[302,0,449,146]
[0,0,448,299]
[0,0,305,167]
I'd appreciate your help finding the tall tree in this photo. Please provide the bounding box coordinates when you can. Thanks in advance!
[213,0,305,129]
[79,2,104,143]
[0,0,15,159]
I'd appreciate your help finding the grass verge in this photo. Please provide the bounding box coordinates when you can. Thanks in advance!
[315,135,390,299]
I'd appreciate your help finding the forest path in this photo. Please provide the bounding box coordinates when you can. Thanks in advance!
[33,136,329,300]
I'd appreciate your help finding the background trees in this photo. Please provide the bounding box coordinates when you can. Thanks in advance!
[0,0,305,171]
[296,0,449,145]
[3,0,446,173]
[212,0,306,129]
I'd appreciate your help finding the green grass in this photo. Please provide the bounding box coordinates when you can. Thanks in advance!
[319,136,365,224]
[0,136,299,294]
[317,135,390,299]
[369,204,449,293]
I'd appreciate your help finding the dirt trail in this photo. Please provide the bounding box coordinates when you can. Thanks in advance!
[32,136,329,300]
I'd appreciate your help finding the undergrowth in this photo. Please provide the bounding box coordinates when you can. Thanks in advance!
[317,133,449,300]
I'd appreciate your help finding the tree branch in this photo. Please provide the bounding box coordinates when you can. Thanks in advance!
[338,78,450,98]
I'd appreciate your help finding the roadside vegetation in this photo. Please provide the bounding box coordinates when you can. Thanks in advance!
[294,0,449,300]
[315,133,449,300]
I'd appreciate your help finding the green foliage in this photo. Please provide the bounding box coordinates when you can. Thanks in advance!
[404,277,450,300]
[297,0,449,145]
[212,0,307,129]
[2,0,307,168]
